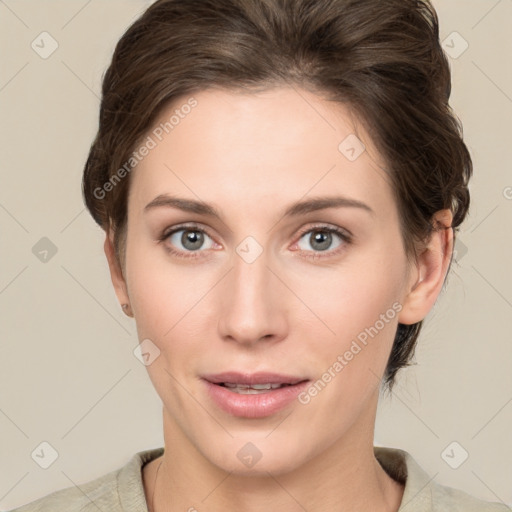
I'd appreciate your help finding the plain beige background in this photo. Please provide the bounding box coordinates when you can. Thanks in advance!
[0,0,511,509]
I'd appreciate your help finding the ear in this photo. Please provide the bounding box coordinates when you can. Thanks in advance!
[398,209,454,325]
[104,230,131,311]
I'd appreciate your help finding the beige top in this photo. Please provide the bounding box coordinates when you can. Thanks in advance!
[9,446,510,511]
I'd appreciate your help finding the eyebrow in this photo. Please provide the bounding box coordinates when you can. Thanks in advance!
[144,194,375,219]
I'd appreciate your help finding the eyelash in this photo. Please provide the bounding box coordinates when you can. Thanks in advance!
[157,222,353,261]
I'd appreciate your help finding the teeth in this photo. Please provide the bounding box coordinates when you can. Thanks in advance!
[222,383,288,393]
[252,384,281,390]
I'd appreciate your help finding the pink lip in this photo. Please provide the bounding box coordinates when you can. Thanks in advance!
[201,372,310,418]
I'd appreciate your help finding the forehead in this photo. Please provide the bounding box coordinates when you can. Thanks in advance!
[128,87,395,219]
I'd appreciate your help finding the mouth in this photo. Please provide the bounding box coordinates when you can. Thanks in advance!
[202,371,307,390]
[201,372,310,418]
[217,382,297,394]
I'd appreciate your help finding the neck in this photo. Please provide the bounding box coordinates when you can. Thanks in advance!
[143,399,404,512]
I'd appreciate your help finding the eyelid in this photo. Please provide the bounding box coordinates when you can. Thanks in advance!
[294,222,353,240]
[161,222,217,242]
[161,221,352,242]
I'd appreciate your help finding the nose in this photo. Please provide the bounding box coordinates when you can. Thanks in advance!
[216,247,289,347]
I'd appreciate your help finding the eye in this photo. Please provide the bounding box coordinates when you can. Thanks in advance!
[158,222,352,260]
[294,225,351,258]
[159,224,218,258]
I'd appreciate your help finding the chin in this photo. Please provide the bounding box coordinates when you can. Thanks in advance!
[201,436,312,477]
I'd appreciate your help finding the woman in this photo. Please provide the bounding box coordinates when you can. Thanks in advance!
[10,0,509,511]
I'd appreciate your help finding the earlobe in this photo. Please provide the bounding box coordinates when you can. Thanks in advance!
[398,209,454,325]
[103,230,131,314]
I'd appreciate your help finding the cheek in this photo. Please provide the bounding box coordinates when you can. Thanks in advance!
[291,247,407,396]
[125,250,204,407]
[125,243,219,386]
[294,248,405,339]
[296,278,402,419]
[126,240,200,333]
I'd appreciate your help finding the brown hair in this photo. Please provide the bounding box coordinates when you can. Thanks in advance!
[82,0,472,393]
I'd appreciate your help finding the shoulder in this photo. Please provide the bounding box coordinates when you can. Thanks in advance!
[8,468,120,512]
[374,446,510,512]
[428,479,511,511]
[8,447,164,512]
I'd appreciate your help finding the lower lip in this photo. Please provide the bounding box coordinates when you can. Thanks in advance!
[203,380,310,418]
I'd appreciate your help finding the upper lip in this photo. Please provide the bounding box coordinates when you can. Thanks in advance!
[202,371,308,386]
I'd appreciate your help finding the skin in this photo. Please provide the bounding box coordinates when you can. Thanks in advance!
[104,87,453,512]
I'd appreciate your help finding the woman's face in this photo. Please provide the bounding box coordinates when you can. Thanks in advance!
[115,87,422,474]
